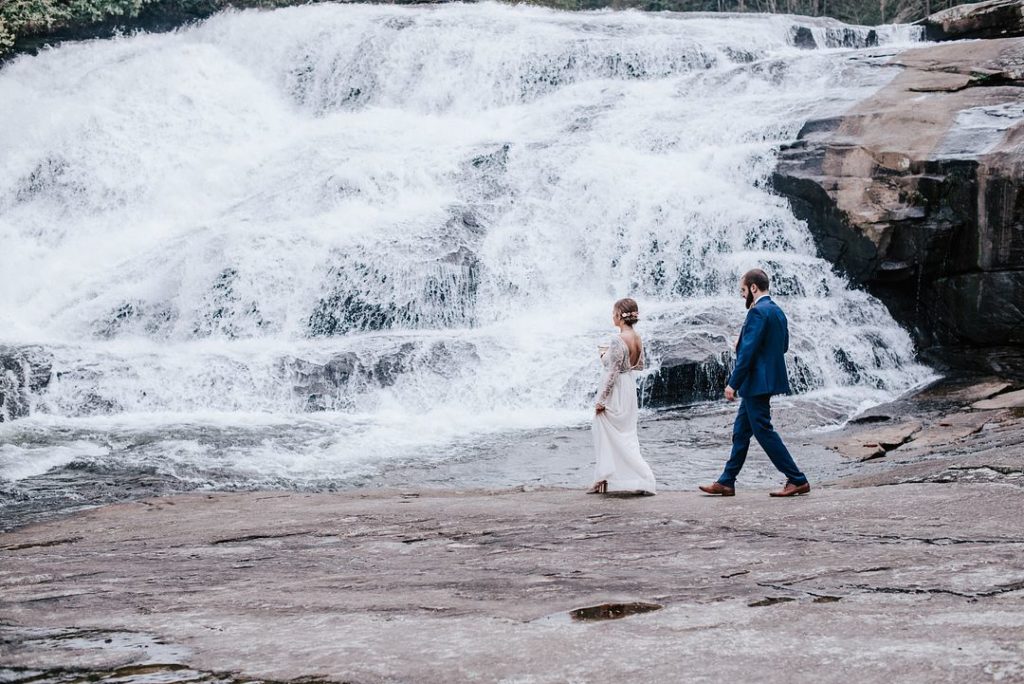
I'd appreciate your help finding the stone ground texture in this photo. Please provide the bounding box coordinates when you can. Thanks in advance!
[2,481,1024,682]
[2,379,1024,683]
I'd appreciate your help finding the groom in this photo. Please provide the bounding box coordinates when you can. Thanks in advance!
[699,269,810,498]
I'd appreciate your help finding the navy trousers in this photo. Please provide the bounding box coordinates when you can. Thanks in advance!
[718,394,807,487]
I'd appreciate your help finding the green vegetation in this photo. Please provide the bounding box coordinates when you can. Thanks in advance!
[0,0,980,59]
[528,0,972,25]
[1,0,148,53]
[0,0,288,56]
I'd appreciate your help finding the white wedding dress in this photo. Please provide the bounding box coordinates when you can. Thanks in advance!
[592,335,657,494]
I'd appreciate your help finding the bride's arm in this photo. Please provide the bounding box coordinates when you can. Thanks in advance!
[596,340,624,409]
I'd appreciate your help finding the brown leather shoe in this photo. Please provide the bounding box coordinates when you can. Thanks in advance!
[698,482,735,496]
[769,481,811,497]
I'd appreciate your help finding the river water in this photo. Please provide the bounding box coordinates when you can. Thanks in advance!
[0,4,935,528]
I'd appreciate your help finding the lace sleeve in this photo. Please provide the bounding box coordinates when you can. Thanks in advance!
[596,337,624,406]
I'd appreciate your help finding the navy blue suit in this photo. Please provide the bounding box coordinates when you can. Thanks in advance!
[718,295,807,488]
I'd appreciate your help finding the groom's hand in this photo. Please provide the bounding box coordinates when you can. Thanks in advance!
[724,386,736,402]
[595,404,606,414]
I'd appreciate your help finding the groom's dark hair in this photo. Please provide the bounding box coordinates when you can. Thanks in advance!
[742,268,770,292]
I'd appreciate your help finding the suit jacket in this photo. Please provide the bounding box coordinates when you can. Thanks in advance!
[728,295,791,398]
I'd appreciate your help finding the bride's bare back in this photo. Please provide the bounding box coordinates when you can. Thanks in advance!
[619,330,643,369]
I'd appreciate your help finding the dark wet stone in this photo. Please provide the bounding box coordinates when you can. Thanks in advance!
[94,300,178,339]
[749,597,797,607]
[570,602,662,621]
[308,242,481,336]
[285,352,361,412]
[309,294,392,336]
[790,26,816,49]
[284,339,480,411]
[933,271,1024,346]
[723,47,759,63]
[849,413,893,425]
[0,346,52,422]
[373,343,418,388]
[470,144,510,171]
[821,27,878,49]
[643,333,730,408]
[190,268,268,340]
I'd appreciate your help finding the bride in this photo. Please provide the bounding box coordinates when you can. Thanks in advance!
[588,298,657,495]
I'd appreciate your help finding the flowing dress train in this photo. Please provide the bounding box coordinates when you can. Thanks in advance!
[592,335,657,494]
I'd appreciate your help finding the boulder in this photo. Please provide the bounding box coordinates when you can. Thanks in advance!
[772,38,1024,365]
[643,332,731,407]
[791,26,818,49]
[789,25,879,50]
[284,352,362,412]
[283,339,480,412]
[921,0,1024,41]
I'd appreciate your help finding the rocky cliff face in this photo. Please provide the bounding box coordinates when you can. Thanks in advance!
[773,34,1024,370]
[921,0,1024,41]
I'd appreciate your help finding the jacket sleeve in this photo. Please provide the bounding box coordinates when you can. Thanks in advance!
[728,307,767,391]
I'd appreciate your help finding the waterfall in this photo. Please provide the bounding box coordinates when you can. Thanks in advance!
[0,3,932,485]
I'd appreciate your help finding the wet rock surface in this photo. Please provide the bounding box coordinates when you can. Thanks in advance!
[772,37,1024,368]
[817,375,1024,485]
[1,383,1022,683]
[1,489,1022,682]
[643,332,731,406]
[974,387,1024,409]
[789,24,880,50]
[0,394,855,533]
[0,347,52,423]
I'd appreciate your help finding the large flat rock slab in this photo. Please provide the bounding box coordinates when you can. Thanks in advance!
[2,486,1023,682]
[814,375,1024,466]
[974,388,1024,410]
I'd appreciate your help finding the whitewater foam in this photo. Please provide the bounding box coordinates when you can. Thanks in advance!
[0,3,933,486]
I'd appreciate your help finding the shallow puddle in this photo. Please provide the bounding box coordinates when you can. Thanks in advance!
[570,602,663,621]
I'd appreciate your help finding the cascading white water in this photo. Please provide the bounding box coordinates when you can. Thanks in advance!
[0,3,933,488]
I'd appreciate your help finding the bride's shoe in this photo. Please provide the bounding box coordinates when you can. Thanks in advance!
[586,480,608,494]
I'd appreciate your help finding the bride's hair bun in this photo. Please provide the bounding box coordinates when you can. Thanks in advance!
[614,297,640,325]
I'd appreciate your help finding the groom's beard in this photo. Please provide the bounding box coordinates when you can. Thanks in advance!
[745,291,755,309]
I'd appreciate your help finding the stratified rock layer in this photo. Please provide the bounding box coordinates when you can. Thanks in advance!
[773,37,1024,362]
[921,0,1024,41]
